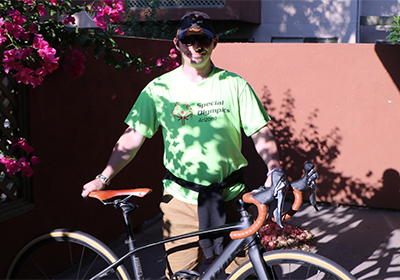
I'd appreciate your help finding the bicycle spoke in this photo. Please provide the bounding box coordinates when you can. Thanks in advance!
[81,252,101,280]
[27,255,50,280]
[7,230,128,280]
[77,244,86,280]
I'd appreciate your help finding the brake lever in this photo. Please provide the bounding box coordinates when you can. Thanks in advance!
[291,162,319,211]
[253,170,288,228]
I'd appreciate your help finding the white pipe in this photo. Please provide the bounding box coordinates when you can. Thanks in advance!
[356,0,361,43]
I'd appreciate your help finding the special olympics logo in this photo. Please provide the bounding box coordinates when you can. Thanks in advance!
[172,102,193,125]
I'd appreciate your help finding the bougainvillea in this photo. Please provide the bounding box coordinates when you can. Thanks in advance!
[0,0,179,88]
[0,1,179,176]
[260,219,317,251]
[0,138,39,177]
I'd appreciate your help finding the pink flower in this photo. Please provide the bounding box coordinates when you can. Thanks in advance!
[12,138,34,154]
[110,9,122,22]
[38,5,46,16]
[3,49,16,63]
[0,18,6,44]
[18,0,34,4]
[30,156,40,165]
[38,45,56,63]
[62,15,75,25]
[62,49,86,79]
[5,22,23,40]
[3,49,22,73]
[170,48,179,60]
[156,58,163,67]
[30,75,44,88]
[33,34,59,66]
[3,157,21,175]
[164,60,179,71]
[103,5,112,16]
[7,10,26,26]
[114,0,125,12]
[13,67,34,85]
[115,26,124,35]
[0,156,9,165]
[22,166,34,177]
[70,49,86,79]
[93,8,107,31]
[19,158,34,177]
[144,67,151,74]
[43,60,59,74]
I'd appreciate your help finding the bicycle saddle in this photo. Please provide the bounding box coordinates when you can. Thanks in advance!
[89,188,152,201]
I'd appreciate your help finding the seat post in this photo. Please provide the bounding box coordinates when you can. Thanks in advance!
[120,202,145,280]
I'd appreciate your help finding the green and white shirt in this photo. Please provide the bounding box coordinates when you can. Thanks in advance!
[125,66,270,204]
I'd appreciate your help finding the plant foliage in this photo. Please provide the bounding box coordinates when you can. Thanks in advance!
[387,6,400,44]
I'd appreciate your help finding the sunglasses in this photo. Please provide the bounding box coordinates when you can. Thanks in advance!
[180,35,213,46]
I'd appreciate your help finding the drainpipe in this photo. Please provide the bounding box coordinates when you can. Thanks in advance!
[356,0,361,43]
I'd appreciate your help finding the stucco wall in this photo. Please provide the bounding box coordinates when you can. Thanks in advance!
[213,42,400,209]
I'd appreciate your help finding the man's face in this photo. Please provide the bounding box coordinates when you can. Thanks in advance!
[174,32,218,68]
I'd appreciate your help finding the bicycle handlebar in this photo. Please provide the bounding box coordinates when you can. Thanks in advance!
[230,162,318,240]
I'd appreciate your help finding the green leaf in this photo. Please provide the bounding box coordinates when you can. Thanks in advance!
[49,8,57,17]
[94,44,106,56]
[78,34,90,46]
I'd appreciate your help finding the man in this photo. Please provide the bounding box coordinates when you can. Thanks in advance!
[82,11,282,279]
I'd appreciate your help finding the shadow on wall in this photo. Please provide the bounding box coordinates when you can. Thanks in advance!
[375,45,400,93]
[260,86,400,209]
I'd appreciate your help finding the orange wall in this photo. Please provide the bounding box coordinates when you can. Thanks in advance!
[1,38,400,277]
[213,43,400,209]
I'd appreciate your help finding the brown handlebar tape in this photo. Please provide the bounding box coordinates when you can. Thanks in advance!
[230,192,267,240]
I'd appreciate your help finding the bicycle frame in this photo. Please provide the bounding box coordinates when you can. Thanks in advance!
[91,199,272,280]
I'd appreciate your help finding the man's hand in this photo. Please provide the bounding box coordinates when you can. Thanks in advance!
[82,179,105,198]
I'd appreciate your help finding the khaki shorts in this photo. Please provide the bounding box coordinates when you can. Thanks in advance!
[160,190,249,279]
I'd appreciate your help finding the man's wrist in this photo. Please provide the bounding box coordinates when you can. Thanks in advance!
[267,168,283,177]
[96,174,110,185]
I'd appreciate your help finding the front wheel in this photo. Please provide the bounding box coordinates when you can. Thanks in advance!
[228,250,356,280]
[6,229,130,280]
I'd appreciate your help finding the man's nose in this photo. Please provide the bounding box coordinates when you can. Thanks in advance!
[192,40,202,51]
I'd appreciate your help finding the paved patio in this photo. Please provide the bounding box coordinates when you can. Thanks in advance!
[109,202,400,280]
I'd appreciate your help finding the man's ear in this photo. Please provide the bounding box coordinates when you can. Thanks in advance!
[173,37,180,50]
[213,36,218,49]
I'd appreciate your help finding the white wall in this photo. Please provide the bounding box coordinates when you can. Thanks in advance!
[248,0,400,43]
[360,0,400,16]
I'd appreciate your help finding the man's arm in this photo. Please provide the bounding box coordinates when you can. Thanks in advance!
[251,125,281,187]
[81,127,146,197]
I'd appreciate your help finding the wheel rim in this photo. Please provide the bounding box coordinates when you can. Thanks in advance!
[8,230,129,280]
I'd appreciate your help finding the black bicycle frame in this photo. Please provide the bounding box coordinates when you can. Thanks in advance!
[90,200,272,280]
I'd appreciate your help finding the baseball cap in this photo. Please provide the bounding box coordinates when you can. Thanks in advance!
[176,11,215,40]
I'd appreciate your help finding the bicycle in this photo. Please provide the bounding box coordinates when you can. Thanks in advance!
[6,162,356,280]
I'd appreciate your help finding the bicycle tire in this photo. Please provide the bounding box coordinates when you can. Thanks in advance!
[6,229,131,280]
[227,250,356,280]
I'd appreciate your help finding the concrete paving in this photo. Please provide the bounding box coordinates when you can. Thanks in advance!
[109,202,400,280]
